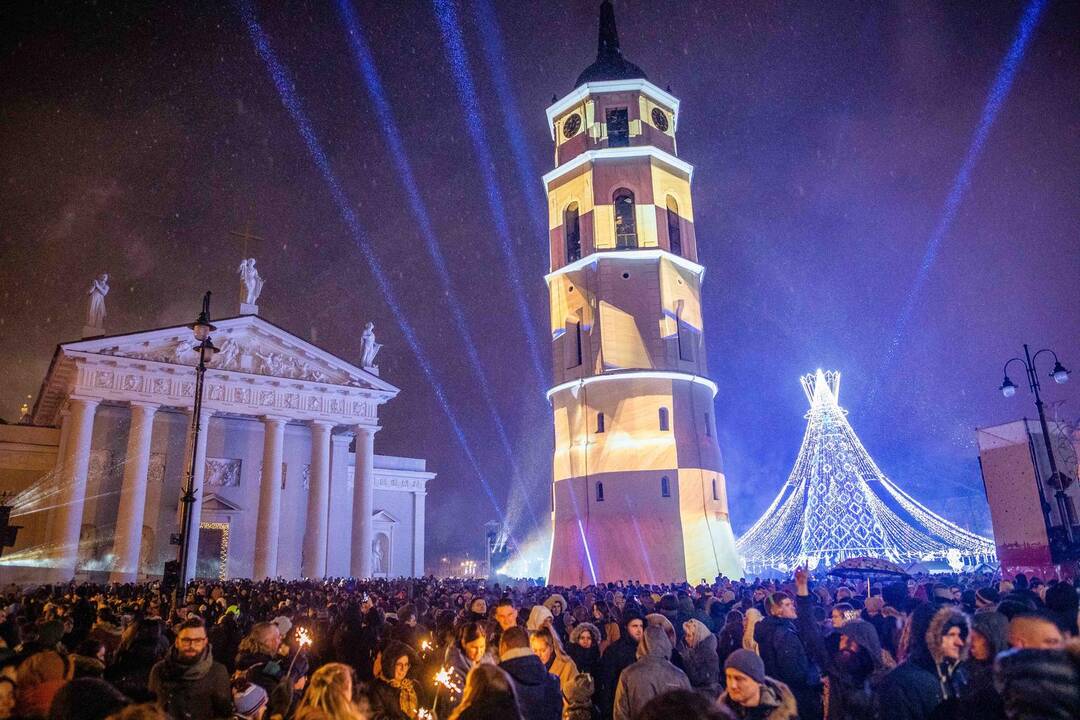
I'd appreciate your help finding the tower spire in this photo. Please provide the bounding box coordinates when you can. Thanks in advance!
[575,0,647,88]
[597,0,621,60]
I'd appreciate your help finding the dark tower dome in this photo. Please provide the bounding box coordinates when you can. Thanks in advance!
[574,0,647,88]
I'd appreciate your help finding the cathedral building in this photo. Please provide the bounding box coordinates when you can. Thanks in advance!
[0,274,433,584]
[545,1,742,584]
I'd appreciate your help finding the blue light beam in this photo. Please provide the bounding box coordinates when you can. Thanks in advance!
[432,0,548,386]
[870,0,1048,404]
[471,0,549,240]
[237,0,509,527]
[334,0,539,523]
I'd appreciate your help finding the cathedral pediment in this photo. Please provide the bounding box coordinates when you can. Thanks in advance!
[62,315,395,393]
[202,493,243,512]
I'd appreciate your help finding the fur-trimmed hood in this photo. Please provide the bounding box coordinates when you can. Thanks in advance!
[718,676,799,720]
[926,605,970,665]
[569,621,601,646]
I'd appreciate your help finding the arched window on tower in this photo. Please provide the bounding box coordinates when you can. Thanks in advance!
[596,412,606,433]
[596,481,605,502]
[565,314,583,369]
[666,196,682,256]
[661,475,671,498]
[712,478,719,501]
[658,407,670,431]
[613,189,637,248]
[565,202,581,263]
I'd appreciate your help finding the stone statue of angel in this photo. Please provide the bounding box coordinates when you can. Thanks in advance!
[86,273,110,329]
[360,321,382,368]
[237,258,265,306]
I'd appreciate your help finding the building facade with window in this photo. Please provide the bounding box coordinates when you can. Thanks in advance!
[543,1,741,584]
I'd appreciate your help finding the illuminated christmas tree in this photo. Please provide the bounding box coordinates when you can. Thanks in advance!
[737,370,996,574]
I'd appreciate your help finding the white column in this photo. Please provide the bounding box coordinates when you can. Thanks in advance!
[182,408,212,582]
[110,402,158,583]
[50,397,99,580]
[413,491,426,577]
[302,421,333,578]
[253,416,286,580]
[350,425,378,578]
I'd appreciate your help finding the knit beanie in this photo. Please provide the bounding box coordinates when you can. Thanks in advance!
[233,682,268,718]
[725,649,766,684]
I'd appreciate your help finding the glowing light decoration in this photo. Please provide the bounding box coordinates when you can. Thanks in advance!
[434,666,462,695]
[737,370,997,573]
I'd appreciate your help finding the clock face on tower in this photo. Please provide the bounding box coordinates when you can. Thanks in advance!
[651,108,669,132]
[563,113,582,139]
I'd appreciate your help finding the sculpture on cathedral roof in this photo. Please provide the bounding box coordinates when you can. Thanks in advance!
[238,258,265,309]
[360,322,382,371]
[85,273,109,332]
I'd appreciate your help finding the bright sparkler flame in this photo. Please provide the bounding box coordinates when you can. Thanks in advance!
[418,710,433,720]
[296,628,312,649]
[420,639,432,654]
[434,666,461,694]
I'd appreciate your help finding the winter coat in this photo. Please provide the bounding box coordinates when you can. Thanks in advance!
[756,609,822,720]
[716,616,745,669]
[148,646,233,720]
[88,621,123,663]
[718,676,799,720]
[546,650,580,713]
[677,618,720,697]
[596,631,639,719]
[613,626,691,720]
[499,648,563,720]
[567,622,602,677]
[369,677,418,720]
[955,612,1009,720]
[874,604,970,720]
[107,631,171,702]
[826,619,894,720]
[207,614,242,674]
[993,646,1080,720]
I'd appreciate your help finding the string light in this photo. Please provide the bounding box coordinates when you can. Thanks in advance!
[738,370,997,573]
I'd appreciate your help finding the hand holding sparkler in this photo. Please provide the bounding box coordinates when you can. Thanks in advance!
[286,627,313,678]
[433,666,461,695]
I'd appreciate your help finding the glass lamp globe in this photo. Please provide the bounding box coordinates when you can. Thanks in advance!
[1000,377,1017,398]
[1051,362,1070,385]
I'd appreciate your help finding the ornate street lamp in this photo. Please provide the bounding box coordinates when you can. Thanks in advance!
[1000,344,1073,544]
[176,291,218,592]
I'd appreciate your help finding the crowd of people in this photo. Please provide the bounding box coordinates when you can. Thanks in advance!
[0,569,1075,720]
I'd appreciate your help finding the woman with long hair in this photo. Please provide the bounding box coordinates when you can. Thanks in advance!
[742,608,763,654]
[293,662,366,720]
[448,664,522,720]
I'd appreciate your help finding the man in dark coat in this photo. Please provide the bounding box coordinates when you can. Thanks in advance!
[756,586,822,720]
[148,616,233,720]
[873,603,970,720]
[595,609,645,719]
[499,627,562,720]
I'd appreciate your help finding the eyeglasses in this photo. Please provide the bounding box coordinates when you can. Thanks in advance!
[178,636,207,645]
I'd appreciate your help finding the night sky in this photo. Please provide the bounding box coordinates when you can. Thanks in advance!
[2,1,1078,560]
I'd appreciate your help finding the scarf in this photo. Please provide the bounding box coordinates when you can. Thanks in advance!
[387,676,418,719]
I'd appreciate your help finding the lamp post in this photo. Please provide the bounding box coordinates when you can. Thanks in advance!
[176,291,218,593]
[1000,344,1073,544]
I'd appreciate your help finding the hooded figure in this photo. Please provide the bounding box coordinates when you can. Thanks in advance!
[825,619,895,720]
[527,605,554,633]
[370,641,422,720]
[612,625,691,720]
[567,622,602,677]
[873,603,970,720]
[993,646,1080,720]
[955,612,1009,720]
[677,618,720,697]
[596,610,644,720]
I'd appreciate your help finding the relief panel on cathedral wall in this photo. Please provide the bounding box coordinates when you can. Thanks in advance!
[205,458,242,488]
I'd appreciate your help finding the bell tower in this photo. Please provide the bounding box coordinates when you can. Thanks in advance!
[544,1,741,584]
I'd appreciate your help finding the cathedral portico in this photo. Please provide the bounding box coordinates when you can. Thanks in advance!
[0,306,433,584]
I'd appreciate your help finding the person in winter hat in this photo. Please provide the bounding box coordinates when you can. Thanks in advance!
[678,618,720,697]
[718,649,798,720]
[873,603,970,720]
[954,612,1009,720]
[993,644,1080,720]
[613,625,690,720]
[825,619,895,720]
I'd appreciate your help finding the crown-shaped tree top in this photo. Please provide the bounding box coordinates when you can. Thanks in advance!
[801,369,842,408]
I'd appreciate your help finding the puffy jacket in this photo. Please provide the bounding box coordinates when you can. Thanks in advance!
[756,609,822,720]
[718,675,798,720]
[500,649,563,720]
[613,626,690,720]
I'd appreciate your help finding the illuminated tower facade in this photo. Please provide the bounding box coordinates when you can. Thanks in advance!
[545,1,741,584]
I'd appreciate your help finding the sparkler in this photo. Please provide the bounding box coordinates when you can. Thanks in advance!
[418,710,433,720]
[420,639,432,657]
[286,627,313,678]
[432,665,462,715]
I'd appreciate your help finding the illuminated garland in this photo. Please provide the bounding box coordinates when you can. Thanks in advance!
[737,370,997,573]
